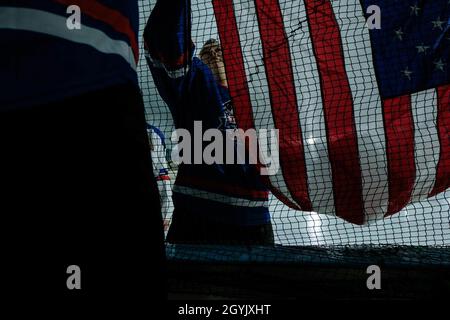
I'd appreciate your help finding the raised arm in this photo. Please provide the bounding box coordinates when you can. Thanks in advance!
[143,0,227,130]
[143,0,194,76]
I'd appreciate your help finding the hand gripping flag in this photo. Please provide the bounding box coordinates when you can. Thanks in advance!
[212,0,449,224]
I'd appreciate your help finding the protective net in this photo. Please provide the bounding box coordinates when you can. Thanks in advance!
[138,0,450,299]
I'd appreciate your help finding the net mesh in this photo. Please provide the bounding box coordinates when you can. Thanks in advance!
[138,0,449,299]
[138,0,450,248]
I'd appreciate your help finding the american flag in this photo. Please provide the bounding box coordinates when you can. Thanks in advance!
[212,0,449,224]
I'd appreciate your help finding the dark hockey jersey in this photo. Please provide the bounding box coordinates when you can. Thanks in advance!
[1,0,139,110]
[144,0,270,226]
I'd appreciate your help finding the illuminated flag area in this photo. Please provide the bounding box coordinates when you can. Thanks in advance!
[212,0,449,224]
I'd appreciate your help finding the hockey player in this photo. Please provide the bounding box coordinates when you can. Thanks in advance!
[0,1,166,301]
[144,0,274,245]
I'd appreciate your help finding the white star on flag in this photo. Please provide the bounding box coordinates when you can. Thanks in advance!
[432,17,445,30]
[401,67,413,80]
[410,4,421,16]
[395,28,404,40]
[416,44,430,53]
[434,59,446,71]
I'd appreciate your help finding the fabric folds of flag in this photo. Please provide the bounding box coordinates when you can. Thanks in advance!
[212,0,449,225]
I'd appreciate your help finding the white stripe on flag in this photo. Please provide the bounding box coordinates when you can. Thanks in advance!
[279,0,336,216]
[410,89,440,201]
[331,0,389,223]
[232,0,300,208]
[0,7,136,70]
[172,185,269,208]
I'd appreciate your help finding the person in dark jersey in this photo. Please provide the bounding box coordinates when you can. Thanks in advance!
[0,1,166,302]
[144,0,274,245]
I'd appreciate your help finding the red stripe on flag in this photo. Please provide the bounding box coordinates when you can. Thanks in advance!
[254,0,312,211]
[212,0,301,210]
[212,0,254,132]
[429,85,450,197]
[55,0,138,63]
[305,0,364,224]
[382,95,415,216]
[156,175,171,181]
